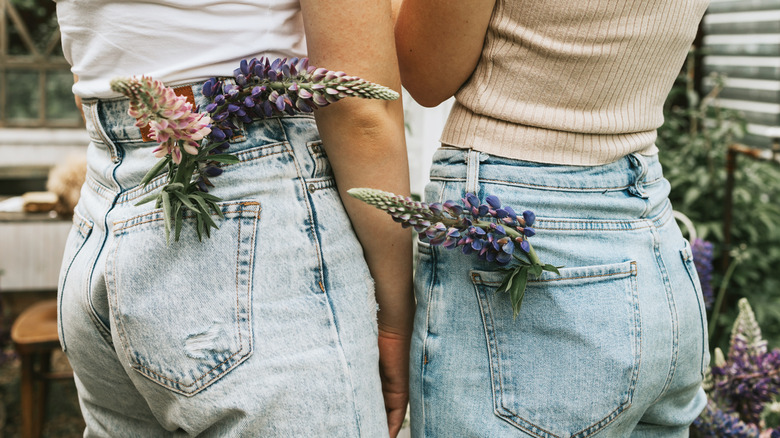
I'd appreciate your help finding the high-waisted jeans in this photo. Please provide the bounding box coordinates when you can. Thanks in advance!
[58,83,387,436]
[410,148,708,437]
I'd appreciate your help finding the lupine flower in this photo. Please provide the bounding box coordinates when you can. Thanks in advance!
[110,76,212,164]
[347,188,535,265]
[709,299,780,425]
[200,57,399,150]
[349,188,560,318]
[692,400,760,438]
[692,238,715,310]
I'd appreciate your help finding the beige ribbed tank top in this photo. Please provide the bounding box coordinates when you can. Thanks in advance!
[440,0,709,165]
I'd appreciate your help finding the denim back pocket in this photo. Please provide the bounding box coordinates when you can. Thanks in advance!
[470,260,640,438]
[106,201,260,396]
[58,209,94,351]
[681,240,710,376]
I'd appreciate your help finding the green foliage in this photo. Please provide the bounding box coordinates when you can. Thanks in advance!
[657,58,780,351]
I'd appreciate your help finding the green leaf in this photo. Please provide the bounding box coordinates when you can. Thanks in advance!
[529,264,543,278]
[510,266,529,319]
[207,154,240,164]
[164,182,185,192]
[195,213,204,242]
[197,192,222,202]
[543,264,562,275]
[161,191,172,245]
[139,157,169,187]
[191,195,218,230]
[135,192,160,206]
[208,200,225,220]
[496,267,520,294]
[172,190,198,212]
[174,204,183,242]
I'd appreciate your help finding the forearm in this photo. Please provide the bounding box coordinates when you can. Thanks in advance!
[301,0,413,336]
[313,99,414,336]
[394,0,496,107]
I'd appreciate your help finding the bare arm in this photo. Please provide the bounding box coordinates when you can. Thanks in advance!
[300,1,413,436]
[394,0,496,107]
[73,74,85,123]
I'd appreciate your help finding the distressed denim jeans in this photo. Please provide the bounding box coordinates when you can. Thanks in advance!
[410,148,708,437]
[57,83,388,436]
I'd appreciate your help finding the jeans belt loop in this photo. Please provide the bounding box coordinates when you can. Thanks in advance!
[628,153,649,199]
[466,149,481,195]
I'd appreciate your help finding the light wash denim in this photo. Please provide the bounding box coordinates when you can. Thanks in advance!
[411,148,709,437]
[57,82,388,436]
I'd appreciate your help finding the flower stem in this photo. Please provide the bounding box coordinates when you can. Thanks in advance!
[709,253,742,339]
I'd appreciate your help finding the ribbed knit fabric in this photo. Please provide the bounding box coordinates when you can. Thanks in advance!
[441,0,709,165]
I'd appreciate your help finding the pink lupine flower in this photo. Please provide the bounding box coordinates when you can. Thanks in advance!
[110,76,212,164]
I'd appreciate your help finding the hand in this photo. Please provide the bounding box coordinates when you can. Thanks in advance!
[378,328,411,437]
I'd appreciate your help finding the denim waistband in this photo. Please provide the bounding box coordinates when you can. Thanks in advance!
[81,79,309,148]
[430,147,663,194]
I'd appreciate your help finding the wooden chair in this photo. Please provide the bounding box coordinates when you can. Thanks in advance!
[11,299,73,438]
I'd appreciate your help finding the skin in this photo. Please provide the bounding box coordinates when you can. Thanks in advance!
[300,1,413,436]
[393,0,497,107]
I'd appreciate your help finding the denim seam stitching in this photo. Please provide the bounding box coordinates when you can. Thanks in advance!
[472,274,555,438]
[421,243,437,438]
[57,215,94,351]
[649,225,680,404]
[429,175,651,192]
[113,144,288,204]
[277,119,362,431]
[86,176,114,201]
[113,202,256,230]
[89,102,119,163]
[472,273,562,438]
[681,245,709,377]
[573,262,641,438]
[475,267,636,285]
[109,203,258,394]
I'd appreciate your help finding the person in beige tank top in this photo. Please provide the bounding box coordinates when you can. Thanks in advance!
[396,0,710,436]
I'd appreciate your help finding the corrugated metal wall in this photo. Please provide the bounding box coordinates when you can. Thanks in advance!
[703,0,780,148]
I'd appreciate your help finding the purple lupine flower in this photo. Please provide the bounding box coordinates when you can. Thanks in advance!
[710,299,780,425]
[201,57,397,143]
[691,238,715,311]
[347,188,535,266]
[692,400,760,438]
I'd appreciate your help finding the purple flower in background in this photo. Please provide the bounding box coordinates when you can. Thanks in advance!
[692,400,760,438]
[692,238,715,311]
[709,299,780,425]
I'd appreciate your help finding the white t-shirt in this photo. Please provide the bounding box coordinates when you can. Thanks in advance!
[55,0,307,98]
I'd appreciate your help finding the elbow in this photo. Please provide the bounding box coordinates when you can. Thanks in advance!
[398,64,458,108]
[405,89,450,108]
[400,77,455,108]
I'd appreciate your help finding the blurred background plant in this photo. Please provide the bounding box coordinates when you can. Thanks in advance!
[658,54,780,352]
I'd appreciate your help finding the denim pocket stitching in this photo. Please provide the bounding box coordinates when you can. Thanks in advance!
[108,201,259,395]
[471,260,640,438]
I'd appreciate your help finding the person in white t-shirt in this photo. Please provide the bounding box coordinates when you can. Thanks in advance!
[55,1,412,435]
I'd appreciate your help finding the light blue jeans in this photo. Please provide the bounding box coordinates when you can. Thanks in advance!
[411,148,708,437]
[58,83,388,436]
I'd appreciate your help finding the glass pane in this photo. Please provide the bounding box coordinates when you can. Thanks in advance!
[6,70,41,120]
[8,0,59,54]
[46,70,80,121]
